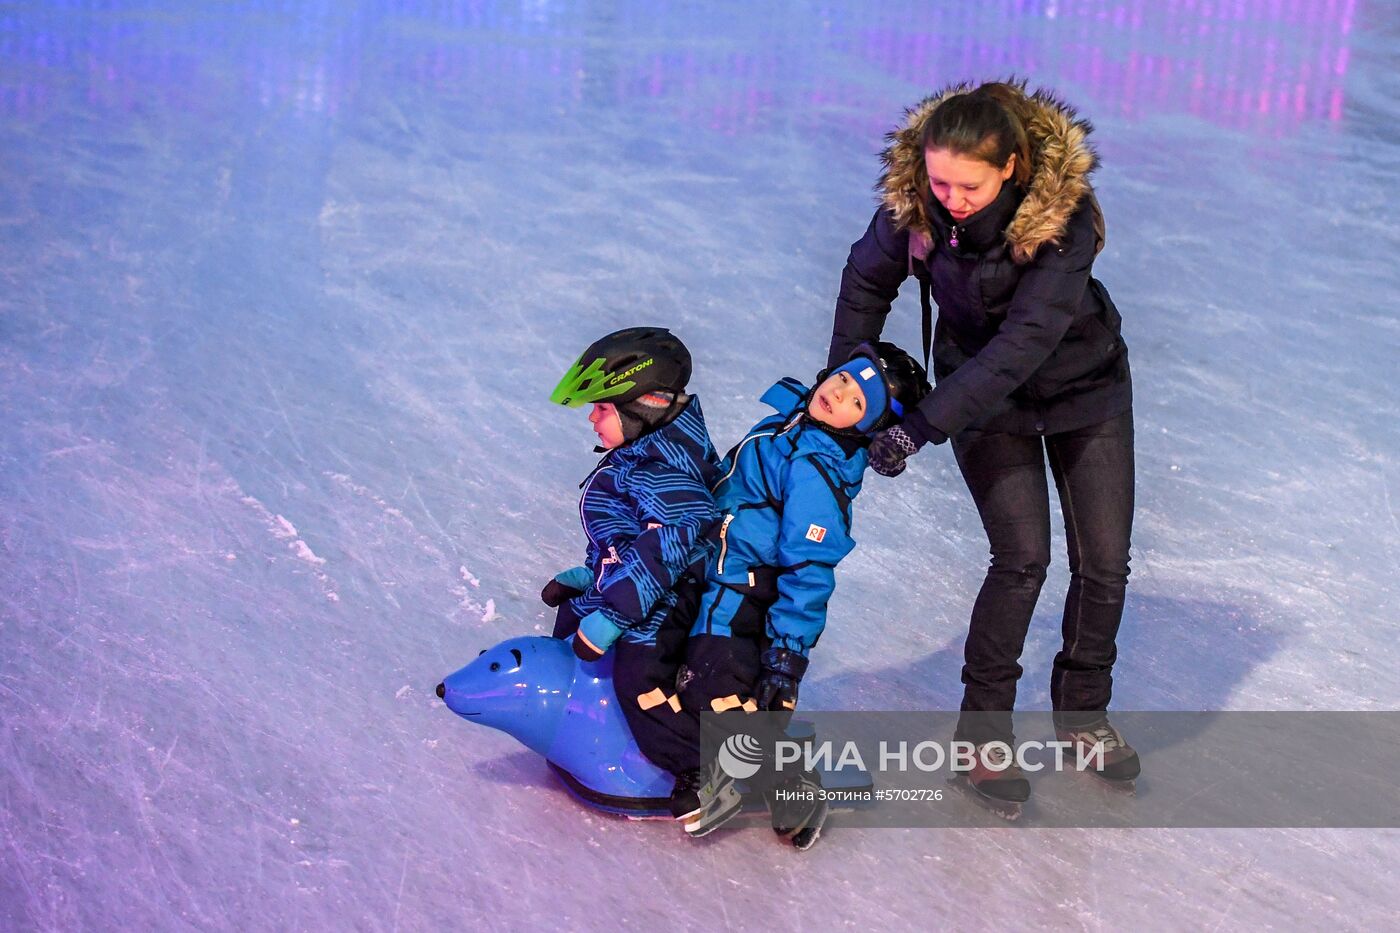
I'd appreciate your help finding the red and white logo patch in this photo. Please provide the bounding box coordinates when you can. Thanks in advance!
[805,524,827,543]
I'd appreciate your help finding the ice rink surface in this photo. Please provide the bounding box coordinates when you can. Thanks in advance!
[2,1,1398,929]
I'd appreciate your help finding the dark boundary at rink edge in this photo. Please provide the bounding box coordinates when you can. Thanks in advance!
[699,712,1400,828]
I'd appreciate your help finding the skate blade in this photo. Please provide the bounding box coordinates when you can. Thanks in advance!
[783,801,829,851]
[1086,773,1137,795]
[683,786,744,837]
[671,802,704,821]
[948,775,1024,822]
[673,776,740,822]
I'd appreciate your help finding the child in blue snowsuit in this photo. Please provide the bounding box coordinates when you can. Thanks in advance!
[675,341,929,840]
[542,327,722,789]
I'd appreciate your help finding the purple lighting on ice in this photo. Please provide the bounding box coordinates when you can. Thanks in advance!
[0,0,1363,138]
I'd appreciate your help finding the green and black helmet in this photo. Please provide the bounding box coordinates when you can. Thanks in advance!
[550,327,692,408]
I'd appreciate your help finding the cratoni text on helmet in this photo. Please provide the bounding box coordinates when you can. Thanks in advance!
[607,357,654,387]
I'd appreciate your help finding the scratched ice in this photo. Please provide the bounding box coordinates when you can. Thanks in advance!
[2,1,1397,929]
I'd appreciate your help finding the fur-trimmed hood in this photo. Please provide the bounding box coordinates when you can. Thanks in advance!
[878,81,1100,264]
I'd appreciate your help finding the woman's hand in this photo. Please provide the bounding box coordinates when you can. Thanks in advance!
[868,424,923,477]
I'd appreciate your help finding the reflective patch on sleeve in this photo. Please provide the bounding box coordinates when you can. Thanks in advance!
[806,524,827,543]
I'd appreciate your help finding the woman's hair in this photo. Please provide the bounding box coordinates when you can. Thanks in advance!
[919,82,1033,187]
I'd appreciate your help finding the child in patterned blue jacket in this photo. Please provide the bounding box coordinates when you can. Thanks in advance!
[676,341,930,842]
[542,327,722,799]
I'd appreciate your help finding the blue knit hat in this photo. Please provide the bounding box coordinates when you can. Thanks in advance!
[829,357,889,434]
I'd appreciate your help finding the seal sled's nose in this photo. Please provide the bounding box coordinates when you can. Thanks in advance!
[435,682,445,699]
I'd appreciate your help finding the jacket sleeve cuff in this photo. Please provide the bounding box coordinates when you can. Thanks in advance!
[904,409,949,447]
[576,609,625,656]
[555,565,593,591]
[765,632,814,660]
[761,647,811,680]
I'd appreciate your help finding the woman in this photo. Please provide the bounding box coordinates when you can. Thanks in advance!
[826,81,1138,804]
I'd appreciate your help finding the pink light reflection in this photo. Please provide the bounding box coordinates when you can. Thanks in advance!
[0,0,1364,138]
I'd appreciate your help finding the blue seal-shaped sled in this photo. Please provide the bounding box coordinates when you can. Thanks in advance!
[438,635,874,818]
[437,635,673,816]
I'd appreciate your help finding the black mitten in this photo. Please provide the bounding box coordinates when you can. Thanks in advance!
[867,424,922,477]
[540,578,584,608]
[754,648,809,712]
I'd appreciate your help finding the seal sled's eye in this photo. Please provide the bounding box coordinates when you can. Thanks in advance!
[510,649,522,668]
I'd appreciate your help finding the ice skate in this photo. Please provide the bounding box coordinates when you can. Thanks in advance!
[766,771,830,849]
[950,742,1030,821]
[674,759,743,837]
[1056,718,1141,788]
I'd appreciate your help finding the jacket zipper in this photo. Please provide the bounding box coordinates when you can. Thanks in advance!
[713,429,779,492]
[579,461,615,590]
[712,425,786,576]
[712,404,817,577]
[716,514,735,574]
[595,545,620,590]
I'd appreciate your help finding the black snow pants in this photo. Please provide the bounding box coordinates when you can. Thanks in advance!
[676,573,797,794]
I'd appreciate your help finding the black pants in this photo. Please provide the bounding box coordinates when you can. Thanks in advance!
[677,632,766,716]
[680,632,801,795]
[553,580,703,778]
[678,572,777,724]
[951,410,1135,745]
